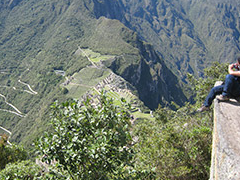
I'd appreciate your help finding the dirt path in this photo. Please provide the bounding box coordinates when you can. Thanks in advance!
[0,85,36,95]
[78,46,98,68]
[0,93,25,117]
[18,80,38,95]
[0,79,37,117]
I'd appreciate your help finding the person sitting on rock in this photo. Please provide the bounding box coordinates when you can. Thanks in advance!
[197,57,240,112]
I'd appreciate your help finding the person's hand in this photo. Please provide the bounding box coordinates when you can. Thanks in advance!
[230,64,235,69]
[228,63,240,76]
[229,64,235,74]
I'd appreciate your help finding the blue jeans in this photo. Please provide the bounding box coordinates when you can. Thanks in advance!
[204,74,240,107]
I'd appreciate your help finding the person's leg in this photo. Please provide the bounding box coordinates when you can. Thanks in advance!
[222,74,238,97]
[230,78,240,98]
[203,85,224,107]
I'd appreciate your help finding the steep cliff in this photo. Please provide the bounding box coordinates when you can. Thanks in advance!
[90,0,240,82]
[211,81,240,179]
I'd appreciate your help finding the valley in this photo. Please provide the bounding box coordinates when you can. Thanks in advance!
[62,47,152,119]
[0,0,239,148]
[1,0,239,178]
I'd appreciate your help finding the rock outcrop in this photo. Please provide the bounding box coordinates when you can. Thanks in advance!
[210,81,240,179]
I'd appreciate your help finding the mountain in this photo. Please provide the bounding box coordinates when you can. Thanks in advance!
[2,0,240,146]
[91,0,240,81]
[0,0,186,145]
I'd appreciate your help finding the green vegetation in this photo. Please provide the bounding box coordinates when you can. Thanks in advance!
[187,62,229,107]
[79,48,115,63]
[133,103,212,179]
[120,0,240,84]
[64,66,111,98]
[1,0,238,178]
[0,0,192,147]
[0,62,228,179]
[131,62,229,179]
[0,160,41,180]
[36,93,135,179]
[0,135,28,170]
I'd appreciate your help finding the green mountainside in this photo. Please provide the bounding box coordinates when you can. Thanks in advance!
[0,0,186,145]
[2,0,240,178]
[1,0,240,146]
[93,0,240,81]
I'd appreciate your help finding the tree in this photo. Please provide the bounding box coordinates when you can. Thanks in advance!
[133,103,212,179]
[133,62,228,179]
[0,160,41,180]
[0,134,28,170]
[187,61,228,107]
[36,93,134,179]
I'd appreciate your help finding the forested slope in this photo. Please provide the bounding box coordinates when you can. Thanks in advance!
[0,0,186,145]
[92,0,240,82]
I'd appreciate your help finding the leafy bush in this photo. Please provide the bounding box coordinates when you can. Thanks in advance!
[0,135,28,170]
[36,93,135,179]
[133,104,212,179]
[187,61,228,106]
[132,62,227,179]
[0,160,41,180]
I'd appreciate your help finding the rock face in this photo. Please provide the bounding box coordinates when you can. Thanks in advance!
[210,81,240,179]
[107,41,187,109]
[92,0,240,82]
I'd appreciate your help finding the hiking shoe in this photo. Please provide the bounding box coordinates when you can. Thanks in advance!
[197,105,210,112]
[217,95,230,101]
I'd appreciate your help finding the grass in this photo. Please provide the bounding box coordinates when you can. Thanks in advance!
[64,66,111,99]
[80,48,115,63]
[65,85,90,99]
[132,111,154,120]
[104,89,154,120]
[72,67,110,86]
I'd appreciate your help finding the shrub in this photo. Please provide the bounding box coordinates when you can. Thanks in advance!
[0,134,28,170]
[0,160,41,180]
[133,103,212,179]
[36,93,135,179]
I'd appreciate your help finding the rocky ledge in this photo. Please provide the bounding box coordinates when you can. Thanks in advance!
[210,81,240,180]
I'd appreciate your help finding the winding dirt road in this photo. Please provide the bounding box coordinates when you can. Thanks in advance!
[0,80,38,117]
[18,80,38,95]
